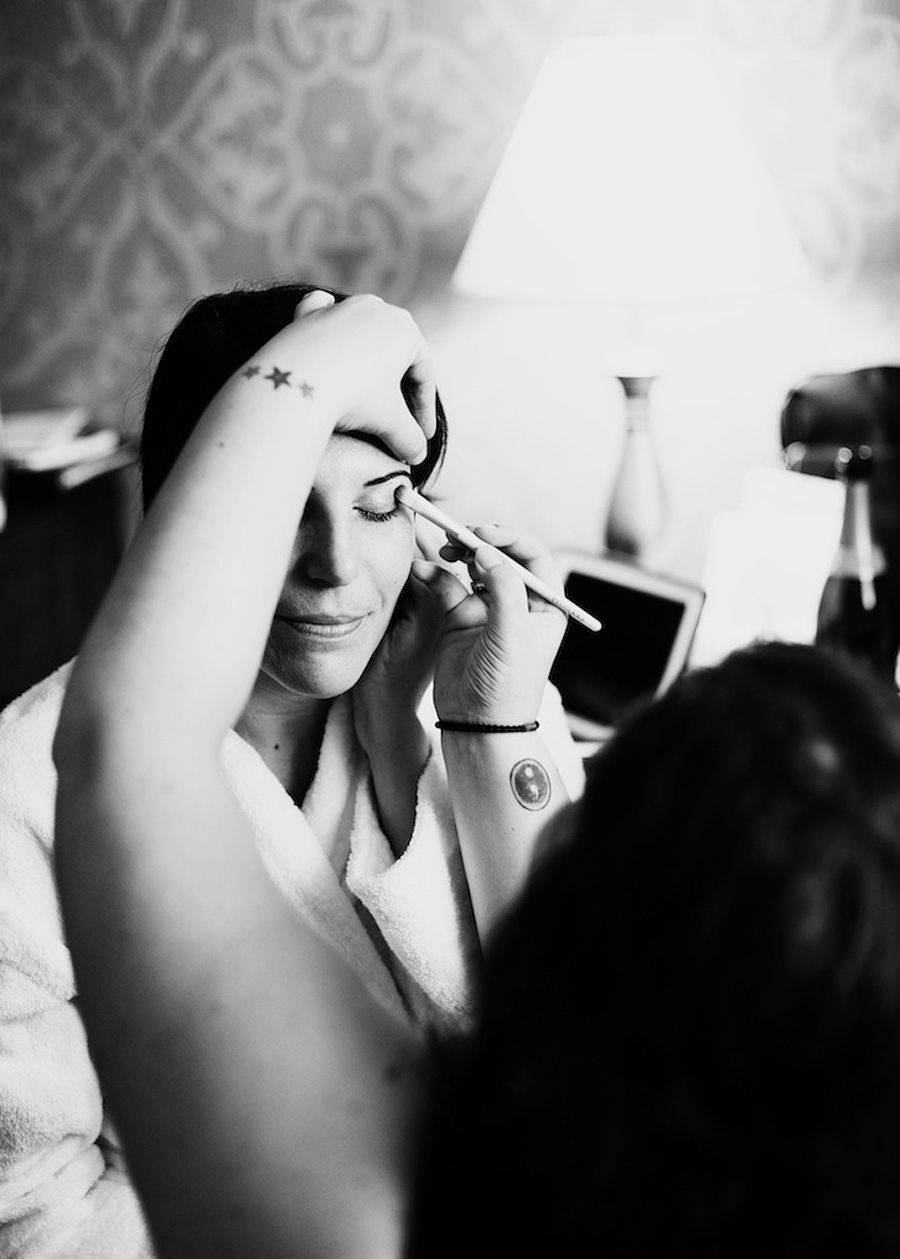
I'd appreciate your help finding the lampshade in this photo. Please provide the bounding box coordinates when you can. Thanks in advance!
[453,35,810,305]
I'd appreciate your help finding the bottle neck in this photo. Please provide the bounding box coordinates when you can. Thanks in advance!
[833,480,885,582]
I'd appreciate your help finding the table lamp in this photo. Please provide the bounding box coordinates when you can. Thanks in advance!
[452,34,810,562]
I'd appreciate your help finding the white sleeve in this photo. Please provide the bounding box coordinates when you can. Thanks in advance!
[0,673,154,1258]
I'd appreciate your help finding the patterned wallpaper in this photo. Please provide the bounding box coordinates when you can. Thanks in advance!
[1,0,899,433]
[0,0,568,429]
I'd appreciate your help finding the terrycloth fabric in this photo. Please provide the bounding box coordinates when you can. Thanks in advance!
[0,661,585,1257]
[0,664,153,1258]
[219,695,478,1029]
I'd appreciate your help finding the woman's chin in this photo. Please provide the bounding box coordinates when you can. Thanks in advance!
[259,649,372,702]
[261,612,391,701]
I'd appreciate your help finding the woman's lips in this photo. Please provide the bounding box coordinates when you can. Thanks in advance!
[274,614,368,640]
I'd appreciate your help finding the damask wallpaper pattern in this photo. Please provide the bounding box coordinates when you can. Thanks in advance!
[0,0,899,431]
[0,0,569,428]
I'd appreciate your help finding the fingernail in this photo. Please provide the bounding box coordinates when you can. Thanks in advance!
[294,290,335,317]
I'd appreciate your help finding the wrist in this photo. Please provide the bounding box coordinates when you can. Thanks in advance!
[434,689,543,732]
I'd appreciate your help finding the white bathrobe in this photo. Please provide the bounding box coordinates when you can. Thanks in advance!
[0,662,584,1257]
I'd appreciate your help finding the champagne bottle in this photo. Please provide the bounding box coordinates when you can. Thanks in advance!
[815,444,897,682]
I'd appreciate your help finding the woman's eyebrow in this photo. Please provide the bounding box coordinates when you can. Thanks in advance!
[363,469,413,488]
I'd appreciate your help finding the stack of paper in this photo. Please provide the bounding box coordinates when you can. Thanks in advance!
[2,408,135,488]
[690,466,845,667]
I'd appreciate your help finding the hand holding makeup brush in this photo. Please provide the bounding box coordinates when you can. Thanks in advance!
[409,521,568,729]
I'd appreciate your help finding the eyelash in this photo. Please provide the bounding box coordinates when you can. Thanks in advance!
[357,505,403,523]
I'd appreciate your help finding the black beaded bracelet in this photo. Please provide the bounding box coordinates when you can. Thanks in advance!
[435,719,540,734]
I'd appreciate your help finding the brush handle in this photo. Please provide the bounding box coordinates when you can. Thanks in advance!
[396,487,601,633]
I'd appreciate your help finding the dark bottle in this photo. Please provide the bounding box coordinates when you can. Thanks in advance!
[815,444,898,683]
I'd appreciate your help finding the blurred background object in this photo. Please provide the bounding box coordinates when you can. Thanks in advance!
[812,443,899,682]
[452,33,809,304]
[781,367,900,609]
[450,32,811,563]
[0,398,6,535]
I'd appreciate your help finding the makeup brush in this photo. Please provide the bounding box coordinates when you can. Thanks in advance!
[397,486,601,633]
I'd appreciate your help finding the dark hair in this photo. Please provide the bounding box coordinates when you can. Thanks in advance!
[139,281,448,509]
[410,642,900,1257]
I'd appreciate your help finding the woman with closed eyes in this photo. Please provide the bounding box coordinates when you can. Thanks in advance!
[0,284,583,1258]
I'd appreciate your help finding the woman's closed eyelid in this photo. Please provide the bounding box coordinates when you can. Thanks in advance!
[355,492,405,522]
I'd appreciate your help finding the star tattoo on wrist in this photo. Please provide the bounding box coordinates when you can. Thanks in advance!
[241,363,315,397]
[265,366,291,389]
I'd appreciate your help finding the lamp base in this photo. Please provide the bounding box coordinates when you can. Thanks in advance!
[604,374,667,561]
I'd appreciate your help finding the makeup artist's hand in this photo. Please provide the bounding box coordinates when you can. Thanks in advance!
[414,526,567,726]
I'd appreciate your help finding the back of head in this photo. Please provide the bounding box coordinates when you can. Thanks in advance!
[409,642,900,1257]
[139,281,447,510]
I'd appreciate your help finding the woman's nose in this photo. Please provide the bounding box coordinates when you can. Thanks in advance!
[295,514,359,587]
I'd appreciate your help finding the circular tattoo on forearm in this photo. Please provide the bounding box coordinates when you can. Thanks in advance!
[510,759,552,811]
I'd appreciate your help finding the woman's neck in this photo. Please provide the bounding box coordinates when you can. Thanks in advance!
[235,682,332,805]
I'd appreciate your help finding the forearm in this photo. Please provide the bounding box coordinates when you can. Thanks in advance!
[58,377,335,755]
[55,745,424,1259]
[440,729,570,940]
